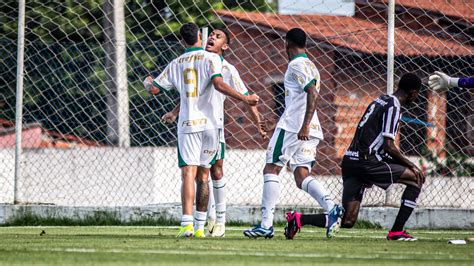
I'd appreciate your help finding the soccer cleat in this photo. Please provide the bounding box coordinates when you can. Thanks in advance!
[243,226,274,239]
[207,219,216,235]
[327,204,344,238]
[176,224,194,238]
[387,230,418,241]
[194,228,206,238]
[284,211,302,240]
[210,223,225,237]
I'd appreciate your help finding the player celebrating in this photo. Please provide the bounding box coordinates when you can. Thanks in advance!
[144,23,259,238]
[335,73,424,241]
[428,71,474,91]
[162,28,267,237]
[243,28,343,239]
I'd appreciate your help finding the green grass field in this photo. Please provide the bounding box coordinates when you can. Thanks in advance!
[0,226,472,265]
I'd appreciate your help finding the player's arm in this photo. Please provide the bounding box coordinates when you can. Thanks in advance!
[212,76,259,106]
[162,103,180,124]
[381,104,424,184]
[207,54,259,105]
[230,68,267,138]
[144,64,174,94]
[298,82,318,140]
[247,104,268,139]
[292,61,319,141]
[383,138,425,185]
[429,71,474,91]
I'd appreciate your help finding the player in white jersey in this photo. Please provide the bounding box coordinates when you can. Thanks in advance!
[144,23,259,238]
[162,28,267,237]
[243,28,343,239]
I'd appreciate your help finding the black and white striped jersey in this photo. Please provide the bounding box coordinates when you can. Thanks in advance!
[345,94,402,161]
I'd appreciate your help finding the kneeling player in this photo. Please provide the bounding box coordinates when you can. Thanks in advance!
[243,28,343,239]
[339,73,424,240]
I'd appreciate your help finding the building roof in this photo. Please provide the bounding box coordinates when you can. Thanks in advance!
[0,118,102,148]
[382,0,474,22]
[216,10,474,57]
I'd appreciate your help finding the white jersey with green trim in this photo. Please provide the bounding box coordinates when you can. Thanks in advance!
[213,58,250,130]
[153,47,223,134]
[276,54,324,140]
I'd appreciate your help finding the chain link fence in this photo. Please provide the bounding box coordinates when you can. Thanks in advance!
[0,0,472,209]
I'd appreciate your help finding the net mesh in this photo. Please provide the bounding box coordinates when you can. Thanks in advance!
[0,0,472,208]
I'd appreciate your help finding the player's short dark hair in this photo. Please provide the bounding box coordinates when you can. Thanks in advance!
[286,28,306,48]
[213,27,231,45]
[180,23,200,45]
[398,73,422,93]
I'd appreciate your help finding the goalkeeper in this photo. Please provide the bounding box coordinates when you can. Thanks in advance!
[429,71,474,91]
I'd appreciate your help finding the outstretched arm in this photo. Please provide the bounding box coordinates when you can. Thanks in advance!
[297,83,318,140]
[429,71,474,92]
[212,76,259,106]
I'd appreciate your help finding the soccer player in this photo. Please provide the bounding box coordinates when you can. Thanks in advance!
[162,28,268,237]
[144,23,259,238]
[428,71,474,91]
[243,28,343,239]
[336,73,424,241]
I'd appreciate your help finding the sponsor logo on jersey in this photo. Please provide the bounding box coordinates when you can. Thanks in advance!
[374,98,388,106]
[178,54,204,64]
[203,149,217,155]
[182,118,207,127]
[344,150,359,157]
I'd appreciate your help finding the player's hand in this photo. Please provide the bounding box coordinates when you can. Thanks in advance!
[245,93,259,106]
[428,71,456,92]
[161,112,177,124]
[144,76,160,94]
[258,120,268,140]
[297,125,310,141]
[409,164,425,187]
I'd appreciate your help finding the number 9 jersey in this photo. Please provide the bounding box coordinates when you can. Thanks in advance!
[153,47,224,134]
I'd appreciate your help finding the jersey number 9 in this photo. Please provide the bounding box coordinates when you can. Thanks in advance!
[184,68,198,97]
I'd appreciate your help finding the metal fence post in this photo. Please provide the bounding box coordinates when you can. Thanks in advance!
[14,0,26,204]
[385,0,396,205]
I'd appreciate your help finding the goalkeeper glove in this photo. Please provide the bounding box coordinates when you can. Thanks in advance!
[428,71,459,92]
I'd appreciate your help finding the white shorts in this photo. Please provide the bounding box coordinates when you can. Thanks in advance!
[177,129,219,168]
[265,127,320,172]
[216,129,225,161]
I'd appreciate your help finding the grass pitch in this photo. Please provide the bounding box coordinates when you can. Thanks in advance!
[0,226,472,265]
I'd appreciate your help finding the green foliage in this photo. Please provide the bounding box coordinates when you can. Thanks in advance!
[419,140,473,177]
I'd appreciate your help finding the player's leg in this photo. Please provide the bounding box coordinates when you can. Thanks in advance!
[388,166,423,241]
[193,128,220,238]
[209,157,226,237]
[176,132,201,237]
[365,161,422,240]
[340,159,365,229]
[285,138,343,239]
[244,128,286,239]
[194,166,211,237]
[207,133,225,231]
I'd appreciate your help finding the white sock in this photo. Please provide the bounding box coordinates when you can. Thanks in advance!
[301,176,335,213]
[207,178,216,221]
[213,178,226,224]
[181,214,193,227]
[261,174,280,229]
[194,211,207,231]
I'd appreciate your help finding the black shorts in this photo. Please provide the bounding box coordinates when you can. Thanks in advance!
[341,156,406,202]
